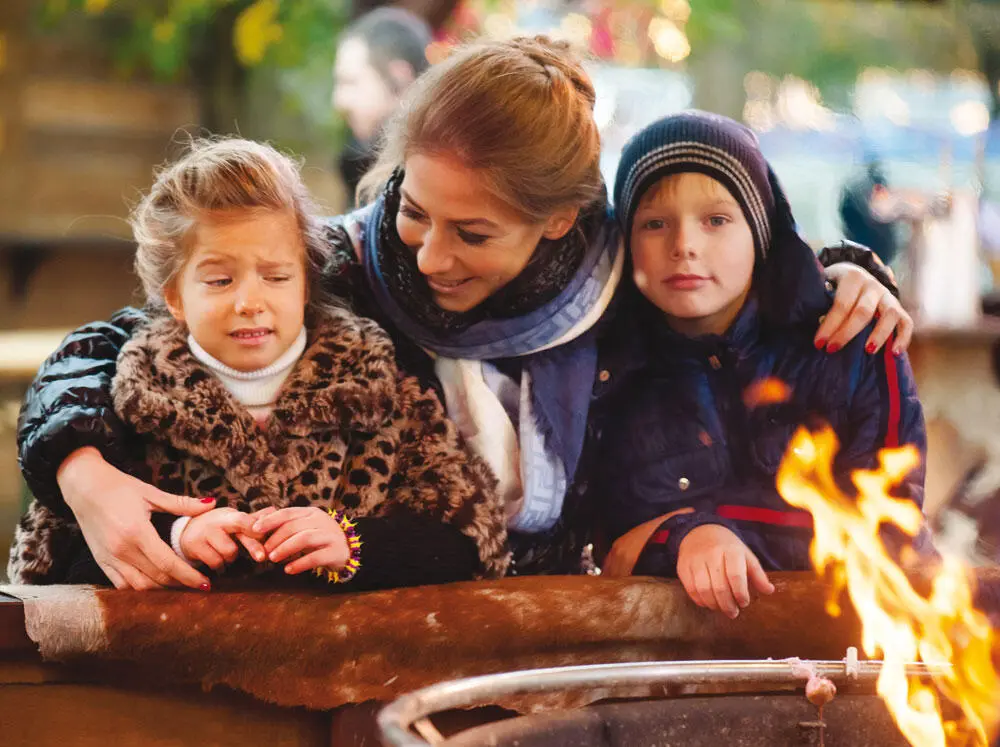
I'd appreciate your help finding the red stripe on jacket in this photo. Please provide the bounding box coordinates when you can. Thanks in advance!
[716,505,813,528]
[883,342,901,448]
[650,529,670,545]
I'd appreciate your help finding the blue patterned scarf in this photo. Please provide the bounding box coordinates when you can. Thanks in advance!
[362,189,623,533]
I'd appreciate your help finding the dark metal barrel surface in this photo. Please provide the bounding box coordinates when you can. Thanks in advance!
[442,693,906,747]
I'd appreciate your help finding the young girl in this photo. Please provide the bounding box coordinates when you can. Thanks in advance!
[595,111,929,616]
[9,138,508,589]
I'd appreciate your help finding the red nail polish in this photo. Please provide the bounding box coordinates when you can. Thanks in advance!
[199,582,211,592]
[865,342,876,354]
[814,338,827,351]
[827,343,841,353]
[200,497,215,504]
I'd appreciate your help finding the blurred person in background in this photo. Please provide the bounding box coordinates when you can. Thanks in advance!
[839,159,948,268]
[332,7,433,200]
[839,160,903,266]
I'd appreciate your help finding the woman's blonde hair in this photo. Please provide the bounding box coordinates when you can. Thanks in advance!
[358,36,603,223]
[131,137,334,315]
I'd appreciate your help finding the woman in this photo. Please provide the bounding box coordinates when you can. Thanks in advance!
[16,37,910,590]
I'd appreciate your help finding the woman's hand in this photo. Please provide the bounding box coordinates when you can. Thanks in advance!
[58,447,214,590]
[179,507,261,570]
[817,263,913,356]
[676,524,774,619]
[253,507,350,575]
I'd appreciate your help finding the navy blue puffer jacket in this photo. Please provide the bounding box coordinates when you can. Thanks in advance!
[589,171,928,576]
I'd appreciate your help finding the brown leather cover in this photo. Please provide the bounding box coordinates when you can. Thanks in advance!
[2,573,871,712]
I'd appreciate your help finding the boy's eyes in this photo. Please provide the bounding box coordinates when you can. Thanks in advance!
[636,215,731,231]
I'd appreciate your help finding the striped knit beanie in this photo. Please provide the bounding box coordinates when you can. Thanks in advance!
[613,110,775,259]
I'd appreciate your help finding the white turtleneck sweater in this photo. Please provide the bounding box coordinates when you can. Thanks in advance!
[187,327,307,421]
[172,327,308,560]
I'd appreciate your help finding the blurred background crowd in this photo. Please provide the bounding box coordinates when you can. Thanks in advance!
[4,0,1000,576]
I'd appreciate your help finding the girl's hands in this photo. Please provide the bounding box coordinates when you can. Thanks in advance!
[252,506,350,575]
[179,508,263,570]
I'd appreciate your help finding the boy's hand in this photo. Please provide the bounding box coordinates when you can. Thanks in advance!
[253,507,350,575]
[603,508,694,577]
[677,524,775,619]
[179,508,261,570]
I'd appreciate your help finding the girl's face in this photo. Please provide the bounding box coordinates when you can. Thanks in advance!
[165,209,307,372]
[396,152,577,313]
[630,172,755,337]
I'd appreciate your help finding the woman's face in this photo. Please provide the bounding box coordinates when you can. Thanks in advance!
[396,153,576,313]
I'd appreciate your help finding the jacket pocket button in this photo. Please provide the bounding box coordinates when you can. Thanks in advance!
[678,477,691,491]
[598,369,611,383]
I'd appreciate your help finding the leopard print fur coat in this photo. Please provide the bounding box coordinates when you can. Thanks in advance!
[9,310,509,584]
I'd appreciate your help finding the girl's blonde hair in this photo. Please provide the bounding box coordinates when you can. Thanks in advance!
[131,137,334,315]
[358,36,603,223]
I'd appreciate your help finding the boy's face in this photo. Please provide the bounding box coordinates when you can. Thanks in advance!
[165,209,307,372]
[630,172,755,337]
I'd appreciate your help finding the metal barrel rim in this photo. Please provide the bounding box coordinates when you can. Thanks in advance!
[377,657,950,746]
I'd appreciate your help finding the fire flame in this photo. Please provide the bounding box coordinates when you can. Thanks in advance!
[777,426,1000,747]
[743,377,792,409]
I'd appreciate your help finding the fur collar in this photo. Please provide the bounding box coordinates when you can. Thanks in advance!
[112,309,399,483]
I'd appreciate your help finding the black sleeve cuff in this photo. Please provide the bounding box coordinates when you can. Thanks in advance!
[817,239,900,298]
[18,404,132,518]
[322,512,482,592]
[150,512,178,545]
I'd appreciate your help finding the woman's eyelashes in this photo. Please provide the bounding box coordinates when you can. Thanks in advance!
[399,204,426,222]
[400,204,490,246]
[457,228,489,246]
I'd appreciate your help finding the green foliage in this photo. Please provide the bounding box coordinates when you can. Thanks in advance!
[683,0,980,107]
[40,0,348,80]
[685,0,745,48]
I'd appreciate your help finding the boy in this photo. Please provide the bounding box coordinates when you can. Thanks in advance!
[597,111,927,617]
